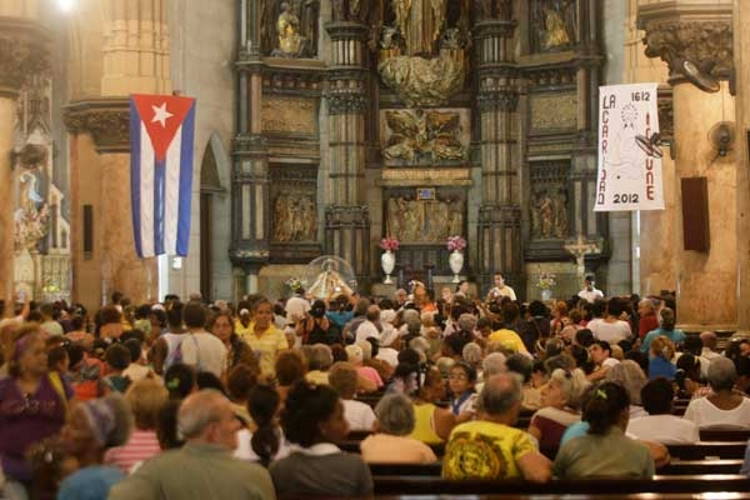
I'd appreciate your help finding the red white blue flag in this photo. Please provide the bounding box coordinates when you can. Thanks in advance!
[129,94,196,257]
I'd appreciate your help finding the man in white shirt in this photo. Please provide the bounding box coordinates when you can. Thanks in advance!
[627,378,699,444]
[578,275,604,303]
[587,340,619,381]
[355,305,381,345]
[699,331,722,378]
[180,302,227,378]
[285,289,310,324]
[486,272,516,302]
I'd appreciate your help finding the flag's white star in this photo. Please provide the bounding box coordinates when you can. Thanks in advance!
[151,102,173,127]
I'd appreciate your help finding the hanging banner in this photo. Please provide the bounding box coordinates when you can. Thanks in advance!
[594,83,664,212]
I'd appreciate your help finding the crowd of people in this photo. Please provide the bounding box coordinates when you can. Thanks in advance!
[2,273,750,499]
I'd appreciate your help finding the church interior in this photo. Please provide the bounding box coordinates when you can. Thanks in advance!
[4,1,750,499]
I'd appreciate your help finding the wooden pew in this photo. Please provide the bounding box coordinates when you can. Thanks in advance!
[666,442,748,460]
[699,428,750,442]
[372,475,750,495]
[369,460,744,477]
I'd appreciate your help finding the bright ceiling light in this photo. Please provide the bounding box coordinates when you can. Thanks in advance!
[56,0,75,12]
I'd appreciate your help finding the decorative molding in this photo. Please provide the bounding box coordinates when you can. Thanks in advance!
[262,96,318,135]
[327,92,367,115]
[0,20,50,97]
[524,65,577,87]
[657,85,674,143]
[639,18,733,80]
[477,91,519,113]
[63,99,130,154]
[529,93,577,132]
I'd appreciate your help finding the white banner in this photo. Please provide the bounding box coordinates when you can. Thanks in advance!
[594,83,664,212]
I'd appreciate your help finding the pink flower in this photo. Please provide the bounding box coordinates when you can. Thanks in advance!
[380,237,400,252]
[446,235,467,252]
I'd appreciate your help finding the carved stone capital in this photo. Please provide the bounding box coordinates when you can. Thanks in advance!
[324,21,370,42]
[0,19,50,97]
[638,2,733,81]
[63,99,130,154]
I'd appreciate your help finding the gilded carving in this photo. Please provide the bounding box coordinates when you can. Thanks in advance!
[640,21,733,79]
[272,193,317,242]
[529,93,576,131]
[64,100,130,153]
[262,97,317,135]
[386,195,464,243]
[376,0,469,107]
[382,109,467,163]
[381,168,472,186]
[263,0,319,58]
[14,171,48,252]
[530,0,577,52]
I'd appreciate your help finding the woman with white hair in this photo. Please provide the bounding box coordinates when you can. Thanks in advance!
[684,356,750,429]
[528,369,590,448]
[605,360,649,418]
[360,394,437,464]
[345,344,383,390]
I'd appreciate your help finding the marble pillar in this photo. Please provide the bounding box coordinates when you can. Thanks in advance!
[324,22,371,284]
[65,0,171,309]
[639,1,737,330]
[474,12,522,295]
[0,12,48,310]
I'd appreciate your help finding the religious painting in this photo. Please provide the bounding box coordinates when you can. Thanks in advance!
[269,166,318,243]
[529,0,577,53]
[529,161,570,240]
[260,0,320,58]
[385,188,465,244]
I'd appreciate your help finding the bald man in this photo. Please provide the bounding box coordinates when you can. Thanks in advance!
[110,390,276,500]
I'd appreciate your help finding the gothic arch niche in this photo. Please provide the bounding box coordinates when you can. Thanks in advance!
[199,133,228,301]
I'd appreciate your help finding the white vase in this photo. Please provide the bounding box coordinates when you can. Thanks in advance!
[541,289,552,301]
[449,250,464,283]
[381,250,395,284]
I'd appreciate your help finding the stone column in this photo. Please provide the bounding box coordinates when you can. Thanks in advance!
[65,0,171,308]
[323,22,370,285]
[474,4,522,296]
[230,0,270,296]
[0,10,47,309]
[639,1,736,330]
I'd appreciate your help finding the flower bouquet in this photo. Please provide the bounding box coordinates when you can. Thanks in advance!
[535,272,557,290]
[446,235,467,252]
[379,237,400,252]
[285,277,307,293]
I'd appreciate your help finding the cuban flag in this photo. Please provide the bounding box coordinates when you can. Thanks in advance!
[129,94,196,258]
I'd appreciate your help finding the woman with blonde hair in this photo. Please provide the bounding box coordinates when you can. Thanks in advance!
[104,377,168,474]
[528,368,590,448]
[648,336,677,380]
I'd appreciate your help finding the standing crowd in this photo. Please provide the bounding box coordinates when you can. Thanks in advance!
[2,273,750,499]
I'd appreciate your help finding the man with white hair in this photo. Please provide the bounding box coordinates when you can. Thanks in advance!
[109,390,276,500]
[699,331,722,377]
[637,298,659,339]
[442,373,551,481]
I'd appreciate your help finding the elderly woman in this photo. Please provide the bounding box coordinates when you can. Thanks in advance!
[57,394,133,500]
[684,356,750,429]
[0,324,71,497]
[328,362,376,431]
[605,360,649,418]
[554,382,654,478]
[104,378,168,474]
[305,343,333,385]
[270,381,373,497]
[361,394,438,463]
[528,368,590,448]
[345,344,383,391]
[207,312,258,377]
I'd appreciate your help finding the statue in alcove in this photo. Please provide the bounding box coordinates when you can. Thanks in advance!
[553,189,568,239]
[266,0,320,58]
[531,0,576,52]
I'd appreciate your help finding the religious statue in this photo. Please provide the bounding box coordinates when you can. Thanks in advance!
[273,193,317,242]
[531,0,576,52]
[553,189,568,239]
[308,259,354,298]
[386,195,465,243]
[393,0,446,56]
[264,0,319,58]
[532,188,569,239]
[14,171,48,252]
[332,0,369,23]
[535,193,555,239]
[383,109,467,163]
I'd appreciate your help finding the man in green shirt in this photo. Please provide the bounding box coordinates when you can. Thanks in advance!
[109,390,275,500]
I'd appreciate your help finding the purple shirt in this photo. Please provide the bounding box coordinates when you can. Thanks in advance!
[0,375,71,481]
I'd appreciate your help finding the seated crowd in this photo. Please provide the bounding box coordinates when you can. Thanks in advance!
[2,278,750,499]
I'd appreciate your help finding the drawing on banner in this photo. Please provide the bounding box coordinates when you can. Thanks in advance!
[595,83,664,212]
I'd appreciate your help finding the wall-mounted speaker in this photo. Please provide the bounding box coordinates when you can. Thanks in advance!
[83,204,93,259]
[681,177,709,252]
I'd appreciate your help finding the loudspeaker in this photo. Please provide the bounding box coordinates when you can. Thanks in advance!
[83,204,93,259]
[681,177,709,252]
